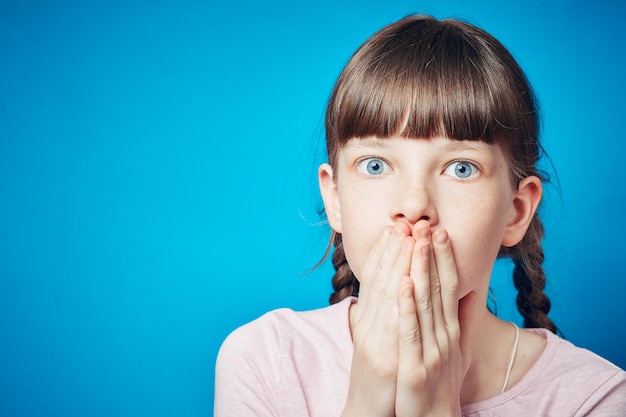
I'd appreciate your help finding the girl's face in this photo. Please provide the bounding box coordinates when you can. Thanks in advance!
[319,136,541,298]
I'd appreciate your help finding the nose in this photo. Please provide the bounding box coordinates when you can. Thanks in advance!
[390,176,438,226]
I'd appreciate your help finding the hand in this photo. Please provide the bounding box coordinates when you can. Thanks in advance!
[395,221,476,417]
[342,221,415,417]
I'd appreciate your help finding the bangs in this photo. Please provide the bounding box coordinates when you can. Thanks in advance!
[325,16,538,158]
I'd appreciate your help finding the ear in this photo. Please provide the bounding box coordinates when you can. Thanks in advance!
[318,163,342,234]
[502,176,543,247]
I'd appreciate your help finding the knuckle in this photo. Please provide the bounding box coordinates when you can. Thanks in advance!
[398,366,428,389]
[446,324,461,341]
[400,327,421,344]
[425,349,443,369]
[381,286,395,303]
[368,277,384,293]
[444,277,458,294]
[370,358,397,380]
[354,349,395,380]
[430,278,441,293]
[417,295,432,312]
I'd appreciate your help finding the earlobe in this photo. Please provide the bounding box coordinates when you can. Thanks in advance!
[318,163,342,234]
[502,176,543,247]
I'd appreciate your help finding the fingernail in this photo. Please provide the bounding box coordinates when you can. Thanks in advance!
[402,286,413,298]
[434,230,448,245]
[415,221,431,239]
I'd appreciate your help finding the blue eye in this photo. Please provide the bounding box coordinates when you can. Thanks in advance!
[358,158,388,176]
[445,161,478,179]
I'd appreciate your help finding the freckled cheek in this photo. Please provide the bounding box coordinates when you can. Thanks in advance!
[441,204,503,284]
[449,240,495,281]
[338,210,381,282]
[340,231,372,282]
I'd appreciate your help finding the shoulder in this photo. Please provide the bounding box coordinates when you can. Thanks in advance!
[215,296,355,380]
[535,329,624,381]
[517,329,626,414]
[214,297,355,416]
[217,296,355,358]
[464,329,626,416]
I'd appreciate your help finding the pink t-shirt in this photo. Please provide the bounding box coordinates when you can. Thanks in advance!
[215,297,626,416]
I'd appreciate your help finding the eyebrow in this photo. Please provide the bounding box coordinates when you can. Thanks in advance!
[343,137,392,150]
[440,139,496,155]
[344,137,496,154]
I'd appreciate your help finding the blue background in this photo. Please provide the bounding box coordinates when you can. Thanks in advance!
[1,0,625,415]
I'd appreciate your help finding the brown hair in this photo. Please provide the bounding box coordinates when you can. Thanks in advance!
[323,15,558,333]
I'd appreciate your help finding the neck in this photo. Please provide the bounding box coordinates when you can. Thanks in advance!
[460,304,519,405]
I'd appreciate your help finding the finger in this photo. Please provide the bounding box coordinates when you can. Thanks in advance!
[410,237,436,353]
[431,229,460,329]
[379,222,411,276]
[414,220,446,340]
[360,222,410,326]
[458,291,477,376]
[357,224,413,375]
[428,238,445,333]
[385,233,415,305]
[357,225,392,316]
[397,275,423,371]
[368,222,410,306]
[369,225,414,337]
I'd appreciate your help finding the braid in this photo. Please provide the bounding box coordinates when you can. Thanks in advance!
[510,214,558,334]
[329,232,360,304]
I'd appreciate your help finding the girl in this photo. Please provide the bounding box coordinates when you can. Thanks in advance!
[215,15,626,416]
